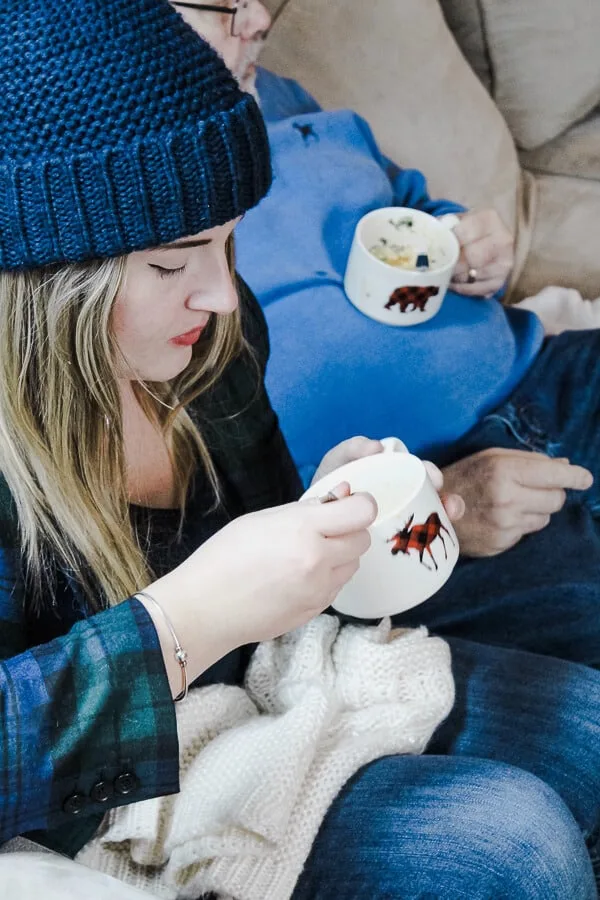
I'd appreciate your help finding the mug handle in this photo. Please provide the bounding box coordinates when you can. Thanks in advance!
[380,436,409,454]
[437,213,461,231]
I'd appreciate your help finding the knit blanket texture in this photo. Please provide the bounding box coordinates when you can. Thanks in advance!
[77,616,454,899]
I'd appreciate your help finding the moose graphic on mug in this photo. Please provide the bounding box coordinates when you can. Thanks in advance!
[388,512,455,571]
[385,285,440,313]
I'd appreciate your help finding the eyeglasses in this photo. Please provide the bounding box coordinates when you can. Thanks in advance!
[172,1,252,38]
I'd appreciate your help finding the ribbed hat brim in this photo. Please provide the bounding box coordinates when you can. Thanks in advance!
[0,93,272,270]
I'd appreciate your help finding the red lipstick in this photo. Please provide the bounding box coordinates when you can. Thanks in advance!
[170,326,204,347]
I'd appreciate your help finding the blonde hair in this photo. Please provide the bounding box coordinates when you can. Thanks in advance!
[0,239,244,611]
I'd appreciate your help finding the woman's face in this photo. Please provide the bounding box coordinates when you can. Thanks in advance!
[113,218,240,383]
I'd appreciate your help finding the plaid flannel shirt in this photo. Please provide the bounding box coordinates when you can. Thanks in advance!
[0,278,302,856]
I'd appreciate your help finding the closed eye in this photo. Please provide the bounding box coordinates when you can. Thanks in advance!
[149,264,186,278]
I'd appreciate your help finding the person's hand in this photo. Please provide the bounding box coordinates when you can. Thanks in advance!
[442,448,593,557]
[312,436,465,523]
[426,459,465,524]
[147,486,377,682]
[311,436,385,484]
[449,209,514,298]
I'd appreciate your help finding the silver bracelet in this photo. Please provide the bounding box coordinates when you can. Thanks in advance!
[136,590,189,702]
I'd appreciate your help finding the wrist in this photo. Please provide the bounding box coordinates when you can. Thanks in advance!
[139,574,234,698]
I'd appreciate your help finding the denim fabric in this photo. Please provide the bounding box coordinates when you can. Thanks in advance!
[294,638,600,899]
[294,332,600,898]
[395,329,600,667]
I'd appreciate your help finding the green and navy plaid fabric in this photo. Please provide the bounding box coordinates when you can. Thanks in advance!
[0,278,302,856]
[3,599,179,854]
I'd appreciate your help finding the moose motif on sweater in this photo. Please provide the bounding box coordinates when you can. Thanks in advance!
[385,285,439,313]
[387,512,454,571]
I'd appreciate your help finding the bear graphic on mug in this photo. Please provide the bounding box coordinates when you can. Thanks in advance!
[385,285,440,313]
[388,512,454,571]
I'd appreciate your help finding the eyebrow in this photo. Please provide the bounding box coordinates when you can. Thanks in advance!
[158,238,212,251]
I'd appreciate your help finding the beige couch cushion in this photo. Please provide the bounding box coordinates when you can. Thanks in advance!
[261,0,285,15]
[260,0,520,232]
[476,0,600,151]
[520,110,600,181]
[436,0,492,93]
[516,173,600,301]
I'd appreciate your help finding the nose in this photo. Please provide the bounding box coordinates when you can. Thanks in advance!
[186,256,239,317]
[240,0,272,40]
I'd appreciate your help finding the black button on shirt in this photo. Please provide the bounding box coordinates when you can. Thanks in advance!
[114,772,140,796]
[90,780,114,804]
[62,793,87,816]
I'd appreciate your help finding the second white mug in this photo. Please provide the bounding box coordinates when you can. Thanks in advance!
[344,207,460,326]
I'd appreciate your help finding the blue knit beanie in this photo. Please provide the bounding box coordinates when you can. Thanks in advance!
[0,0,272,270]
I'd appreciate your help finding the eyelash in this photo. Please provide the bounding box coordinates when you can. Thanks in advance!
[150,264,186,279]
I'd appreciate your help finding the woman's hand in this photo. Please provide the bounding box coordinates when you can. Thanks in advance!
[313,436,465,523]
[449,209,514,298]
[145,486,377,692]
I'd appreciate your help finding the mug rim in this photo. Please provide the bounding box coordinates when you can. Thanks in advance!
[354,206,460,275]
[304,451,427,525]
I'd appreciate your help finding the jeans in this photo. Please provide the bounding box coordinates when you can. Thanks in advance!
[294,638,600,899]
[294,332,600,898]
[395,329,600,667]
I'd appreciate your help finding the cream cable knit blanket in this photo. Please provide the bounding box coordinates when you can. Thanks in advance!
[515,285,600,335]
[78,616,454,900]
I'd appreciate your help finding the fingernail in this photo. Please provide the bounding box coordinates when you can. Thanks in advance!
[451,497,465,520]
[575,472,593,489]
[319,490,339,504]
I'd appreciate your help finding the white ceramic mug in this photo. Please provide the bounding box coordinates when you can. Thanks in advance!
[344,207,460,326]
[302,438,459,619]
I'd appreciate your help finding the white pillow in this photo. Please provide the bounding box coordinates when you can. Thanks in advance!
[0,853,151,900]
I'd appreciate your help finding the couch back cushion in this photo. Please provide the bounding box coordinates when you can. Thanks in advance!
[520,111,600,182]
[440,0,600,151]
[437,0,492,93]
[261,0,285,14]
[259,0,520,230]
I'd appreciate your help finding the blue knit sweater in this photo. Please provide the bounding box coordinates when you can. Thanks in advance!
[235,69,544,484]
